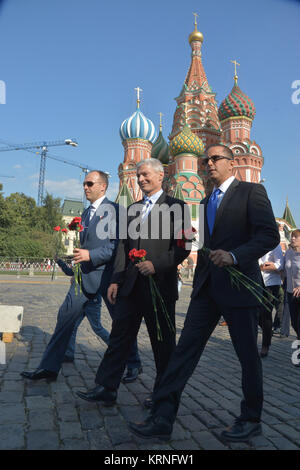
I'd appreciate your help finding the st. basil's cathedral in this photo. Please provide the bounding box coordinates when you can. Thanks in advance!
[114,18,296,264]
[117,19,262,209]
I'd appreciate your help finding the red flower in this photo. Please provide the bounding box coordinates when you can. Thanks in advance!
[53,226,61,232]
[177,227,197,248]
[129,248,138,261]
[137,249,147,259]
[78,224,84,232]
[61,228,68,233]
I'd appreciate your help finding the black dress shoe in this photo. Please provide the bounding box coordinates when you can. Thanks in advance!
[143,396,153,409]
[121,366,143,383]
[76,385,117,406]
[221,418,262,442]
[20,369,58,382]
[128,415,172,441]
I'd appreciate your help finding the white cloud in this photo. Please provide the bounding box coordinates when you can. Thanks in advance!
[30,178,120,202]
[106,181,119,201]
[43,178,83,199]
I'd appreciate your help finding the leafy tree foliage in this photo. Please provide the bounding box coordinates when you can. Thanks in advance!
[0,192,66,257]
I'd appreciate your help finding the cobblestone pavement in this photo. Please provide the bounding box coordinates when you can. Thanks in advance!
[0,274,299,451]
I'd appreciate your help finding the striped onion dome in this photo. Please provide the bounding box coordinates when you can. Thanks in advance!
[218,84,256,121]
[169,124,204,157]
[120,107,157,144]
[151,130,169,164]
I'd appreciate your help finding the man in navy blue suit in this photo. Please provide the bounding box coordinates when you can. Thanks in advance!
[128,144,280,443]
[21,170,141,381]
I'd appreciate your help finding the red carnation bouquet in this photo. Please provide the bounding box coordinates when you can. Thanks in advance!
[177,227,277,311]
[68,217,84,295]
[128,248,175,341]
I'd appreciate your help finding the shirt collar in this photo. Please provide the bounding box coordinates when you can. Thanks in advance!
[215,176,235,194]
[144,189,163,204]
[90,195,106,211]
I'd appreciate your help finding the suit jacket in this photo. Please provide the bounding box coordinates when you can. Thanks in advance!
[78,197,118,296]
[111,192,190,303]
[192,179,280,307]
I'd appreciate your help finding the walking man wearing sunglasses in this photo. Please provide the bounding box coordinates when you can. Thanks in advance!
[21,170,141,382]
[128,144,279,443]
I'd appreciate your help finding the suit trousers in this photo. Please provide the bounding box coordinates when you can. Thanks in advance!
[39,283,91,373]
[95,274,176,391]
[152,280,263,424]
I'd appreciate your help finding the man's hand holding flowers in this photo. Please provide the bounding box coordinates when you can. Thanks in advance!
[73,248,91,264]
[209,249,234,267]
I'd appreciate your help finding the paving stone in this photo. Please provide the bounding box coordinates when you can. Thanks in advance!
[272,423,300,442]
[192,410,223,429]
[105,416,132,445]
[57,404,78,422]
[268,436,300,450]
[193,431,228,450]
[61,439,90,450]
[79,409,104,430]
[0,404,26,424]
[59,421,84,440]
[26,430,60,450]
[28,409,55,430]
[0,424,25,450]
[87,428,113,450]
[177,414,207,432]
[0,391,23,402]
[25,395,53,409]
[171,439,201,451]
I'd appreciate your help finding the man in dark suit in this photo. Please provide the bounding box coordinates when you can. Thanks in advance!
[76,158,190,405]
[21,170,141,381]
[128,144,280,442]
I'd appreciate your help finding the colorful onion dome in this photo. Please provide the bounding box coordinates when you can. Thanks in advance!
[120,107,157,144]
[218,84,256,121]
[151,130,169,164]
[169,124,204,157]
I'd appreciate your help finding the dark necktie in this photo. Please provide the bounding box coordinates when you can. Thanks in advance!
[206,188,221,235]
[84,205,92,229]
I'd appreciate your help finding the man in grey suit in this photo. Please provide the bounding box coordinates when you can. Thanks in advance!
[21,170,141,381]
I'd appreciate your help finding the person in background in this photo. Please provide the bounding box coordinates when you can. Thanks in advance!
[258,244,284,357]
[284,229,300,360]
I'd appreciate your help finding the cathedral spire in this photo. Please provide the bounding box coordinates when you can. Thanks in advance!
[230,59,240,86]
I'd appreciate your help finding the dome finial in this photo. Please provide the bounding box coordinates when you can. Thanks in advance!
[189,12,203,44]
[134,86,143,109]
[193,12,198,29]
[158,112,164,132]
[230,59,240,86]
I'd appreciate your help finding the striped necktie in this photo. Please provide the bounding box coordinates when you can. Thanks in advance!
[141,196,152,222]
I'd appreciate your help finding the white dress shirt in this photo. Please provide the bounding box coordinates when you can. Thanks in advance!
[259,244,284,287]
[89,195,106,221]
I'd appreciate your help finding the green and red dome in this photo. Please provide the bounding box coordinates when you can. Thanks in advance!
[218,84,256,121]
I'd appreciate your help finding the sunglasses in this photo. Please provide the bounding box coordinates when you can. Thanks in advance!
[83,181,101,187]
[202,155,233,165]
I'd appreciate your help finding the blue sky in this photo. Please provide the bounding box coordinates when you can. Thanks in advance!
[0,0,299,225]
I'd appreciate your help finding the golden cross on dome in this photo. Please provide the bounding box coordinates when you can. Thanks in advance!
[230,59,240,85]
[158,112,164,131]
[192,12,199,28]
[134,86,143,108]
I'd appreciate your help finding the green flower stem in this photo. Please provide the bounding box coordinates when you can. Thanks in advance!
[200,246,277,312]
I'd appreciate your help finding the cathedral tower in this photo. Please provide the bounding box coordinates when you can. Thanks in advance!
[119,87,157,201]
[218,62,263,183]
